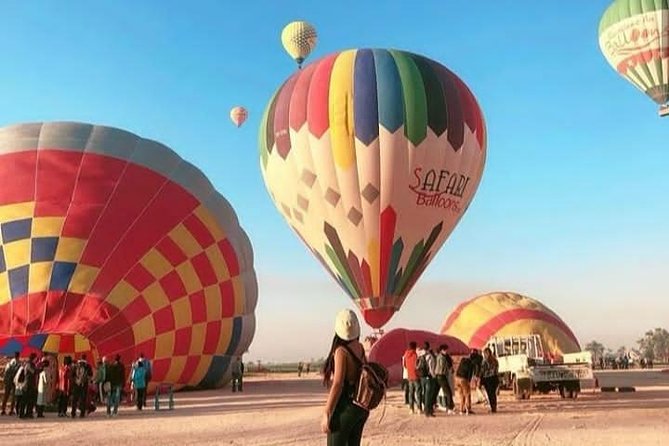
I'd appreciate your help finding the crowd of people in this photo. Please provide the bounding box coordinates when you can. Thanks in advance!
[401,342,499,417]
[1,351,153,419]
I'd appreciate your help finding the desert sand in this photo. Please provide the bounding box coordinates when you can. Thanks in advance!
[2,370,669,445]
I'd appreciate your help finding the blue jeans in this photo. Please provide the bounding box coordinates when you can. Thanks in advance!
[408,380,421,411]
[106,386,121,414]
[421,377,435,416]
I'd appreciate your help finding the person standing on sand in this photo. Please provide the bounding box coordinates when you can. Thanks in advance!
[106,355,125,417]
[435,344,455,414]
[402,341,419,414]
[455,353,475,415]
[480,348,499,413]
[132,361,147,410]
[36,360,50,418]
[1,351,20,416]
[417,342,437,417]
[231,357,244,392]
[321,309,369,446]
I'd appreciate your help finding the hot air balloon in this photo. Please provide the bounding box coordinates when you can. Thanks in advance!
[599,0,669,117]
[441,292,580,355]
[259,49,487,330]
[368,328,469,386]
[230,106,248,128]
[281,21,317,68]
[0,122,257,391]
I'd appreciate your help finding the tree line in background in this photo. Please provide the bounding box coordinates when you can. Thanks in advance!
[585,327,669,367]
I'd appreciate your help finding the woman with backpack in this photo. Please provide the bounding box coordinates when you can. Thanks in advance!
[480,348,500,413]
[321,309,369,446]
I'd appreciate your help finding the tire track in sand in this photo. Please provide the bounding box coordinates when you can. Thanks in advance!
[507,413,544,446]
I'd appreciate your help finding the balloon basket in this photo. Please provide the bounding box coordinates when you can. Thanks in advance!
[659,105,669,118]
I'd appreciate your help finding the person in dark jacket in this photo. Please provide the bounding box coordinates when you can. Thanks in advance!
[455,353,475,415]
[105,355,125,417]
[1,352,20,416]
[70,354,92,418]
[20,353,38,419]
[435,344,455,413]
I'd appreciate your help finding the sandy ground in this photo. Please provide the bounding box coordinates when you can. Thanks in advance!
[2,370,669,445]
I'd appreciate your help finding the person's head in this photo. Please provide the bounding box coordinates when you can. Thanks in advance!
[115,354,121,363]
[137,361,144,368]
[423,341,430,352]
[29,352,36,361]
[439,344,448,353]
[64,356,72,365]
[80,353,87,361]
[139,353,145,359]
[41,360,49,368]
[13,351,19,360]
[322,309,361,385]
[409,341,417,350]
[102,356,108,363]
[483,347,493,360]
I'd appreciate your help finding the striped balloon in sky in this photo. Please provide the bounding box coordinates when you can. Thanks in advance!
[0,122,257,391]
[259,48,487,329]
[599,0,669,113]
[441,292,581,355]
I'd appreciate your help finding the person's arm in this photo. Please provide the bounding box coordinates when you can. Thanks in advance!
[321,348,347,433]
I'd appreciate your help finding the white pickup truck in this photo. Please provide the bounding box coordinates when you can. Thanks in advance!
[486,334,594,400]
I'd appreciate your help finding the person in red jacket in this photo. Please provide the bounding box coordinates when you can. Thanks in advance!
[402,341,420,414]
[57,356,73,417]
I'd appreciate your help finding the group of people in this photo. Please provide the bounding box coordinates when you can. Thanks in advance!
[401,342,500,416]
[1,351,153,419]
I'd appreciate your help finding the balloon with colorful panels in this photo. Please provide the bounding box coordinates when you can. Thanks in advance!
[440,292,580,355]
[599,0,669,117]
[230,106,248,128]
[281,20,318,68]
[259,49,487,330]
[0,122,257,391]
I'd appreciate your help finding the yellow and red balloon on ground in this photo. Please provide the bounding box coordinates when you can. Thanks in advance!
[599,0,669,115]
[0,122,257,390]
[441,292,580,355]
[259,48,487,330]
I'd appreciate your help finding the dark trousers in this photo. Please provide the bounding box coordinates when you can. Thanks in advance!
[327,398,369,446]
[16,393,25,417]
[22,388,36,418]
[57,391,69,415]
[437,375,454,410]
[71,385,87,417]
[136,388,146,410]
[1,383,16,414]
[36,405,45,417]
[232,374,243,392]
[421,377,435,416]
[482,376,499,412]
[401,379,409,404]
[407,380,420,411]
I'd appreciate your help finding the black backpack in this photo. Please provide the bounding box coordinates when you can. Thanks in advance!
[456,357,474,379]
[416,354,430,378]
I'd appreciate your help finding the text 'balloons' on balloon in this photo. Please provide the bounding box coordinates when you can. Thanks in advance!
[259,48,487,330]
[441,292,581,355]
[281,21,317,68]
[0,122,258,391]
[599,0,669,115]
[230,106,248,127]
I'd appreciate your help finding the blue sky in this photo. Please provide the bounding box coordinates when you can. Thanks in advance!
[1,1,667,362]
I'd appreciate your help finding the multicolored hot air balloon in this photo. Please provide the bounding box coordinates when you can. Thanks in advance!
[281,21,318,68]
[259,49,487,329]
[230,106,248,128]
[599,0,669,116]
[0,122,257,390]
[441,292,580,355]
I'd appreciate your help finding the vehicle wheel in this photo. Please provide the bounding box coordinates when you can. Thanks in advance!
[559,385,566,399]
[570,390,578,399]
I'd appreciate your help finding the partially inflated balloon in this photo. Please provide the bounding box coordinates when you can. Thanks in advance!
[230,106,248,127]
[441,292,580,355]
[259,49,486,329]
[0,122,257,391]
[599,0,669,113]
[281,21,317,67]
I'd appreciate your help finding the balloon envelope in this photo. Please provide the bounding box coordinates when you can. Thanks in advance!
[368,328,470,387]
[230,106,248,127]
[0,122,258,390]
[259,48,486,329]
[281,21,317,66]
[599,0,669,107]
[441,292,580,355]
